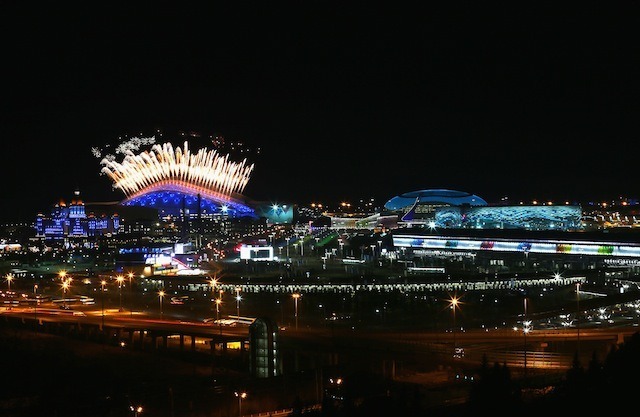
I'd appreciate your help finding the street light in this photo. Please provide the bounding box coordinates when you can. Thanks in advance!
[159,290,165,319]
[128,272,134,317]
[209,276,218,289]
[292,293,301,329]
[5,273,14,309]
[130,405,143,417]
[5,273,14,291]
[101,280,106,329]
[215,298,222,335]
[235,286,242,317]
[116,275,125,312]
[285,237,290,260]
[234,391,247,417]
[576,282,581,358]
[209,276,219,300]
[33,284,38,331]
[523,297,530,376]
[62,279,70,310]
[447,293,462,357]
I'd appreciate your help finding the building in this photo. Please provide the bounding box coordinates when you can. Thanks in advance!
[99,140,258,221]
[34,189,120,245]
[391,227,640,277]
[248,317,282,378]
[35,139,297,251]
[382,188,582,231]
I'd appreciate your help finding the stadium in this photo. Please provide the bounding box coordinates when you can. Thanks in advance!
[99,141,258,219]
[35,139,294,243]
[382,188,582,231]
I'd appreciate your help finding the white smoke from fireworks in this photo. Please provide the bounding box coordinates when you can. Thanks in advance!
[100,141,254,198]
[93,136,157,164]
[114,136,157,155]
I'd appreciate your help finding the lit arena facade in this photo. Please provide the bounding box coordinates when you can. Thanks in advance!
[100,141,258,219]
[35,140,293,244]
[383,189,582,231]
[384,190,640,274]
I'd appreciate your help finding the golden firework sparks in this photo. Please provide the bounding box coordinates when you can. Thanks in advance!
[100,141,254,200]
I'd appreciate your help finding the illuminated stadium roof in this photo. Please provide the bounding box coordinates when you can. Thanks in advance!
[100,141,257,218]
[384,189,488,211]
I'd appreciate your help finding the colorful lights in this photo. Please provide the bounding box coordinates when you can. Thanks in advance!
[100,141,254,201]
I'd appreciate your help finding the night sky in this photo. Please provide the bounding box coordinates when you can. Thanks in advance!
[1,2,639,222]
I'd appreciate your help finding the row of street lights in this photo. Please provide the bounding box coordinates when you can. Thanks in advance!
[209,276,302,330]
[5,271,294,328]
[446,280,581,370]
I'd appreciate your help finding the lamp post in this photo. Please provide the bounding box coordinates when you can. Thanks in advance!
[130,405,143,417]
[576,282,581,358]
[159,290,165,319]
[285,237,290,260]
[209,277,218,289]
[448,293,461,357]
[62,280,70,310]
[128,272,134,317]
[33,284,38,331]
[5,273,14,309]
[209,276,218,301]
[215,298,222,335]
[116,275,124,312]
[234,391,247,417]
[5,273,13,291]
[292,293,301,329]
[101,280,106,329]
[523,297,529,376]
[235,286,241,317]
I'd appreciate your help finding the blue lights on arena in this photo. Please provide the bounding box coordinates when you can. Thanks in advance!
[122,190,257,218]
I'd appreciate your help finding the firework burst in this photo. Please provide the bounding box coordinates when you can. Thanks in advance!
[100,141,255,200]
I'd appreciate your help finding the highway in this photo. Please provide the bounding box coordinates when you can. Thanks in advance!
[2,301,635,373]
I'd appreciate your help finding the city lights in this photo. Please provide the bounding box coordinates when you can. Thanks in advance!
[234,391,247,417]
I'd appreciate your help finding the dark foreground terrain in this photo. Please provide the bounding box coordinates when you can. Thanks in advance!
[2,319,638,417]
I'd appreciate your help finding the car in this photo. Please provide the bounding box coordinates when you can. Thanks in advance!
[170,297,185,305]
[453,347,465,359]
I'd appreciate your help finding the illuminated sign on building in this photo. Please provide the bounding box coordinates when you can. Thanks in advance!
[393,235,640,258]
[240,245,274,261]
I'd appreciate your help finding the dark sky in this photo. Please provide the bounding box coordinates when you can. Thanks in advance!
[1,2,640,222]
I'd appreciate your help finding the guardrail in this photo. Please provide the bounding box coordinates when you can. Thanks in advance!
[243,404,321,417]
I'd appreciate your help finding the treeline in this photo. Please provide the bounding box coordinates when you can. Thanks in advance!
[443,331,640,416]
[314,332,640,416]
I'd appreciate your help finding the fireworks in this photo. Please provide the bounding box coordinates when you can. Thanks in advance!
[92,136,157,161]
[100,141,255,201]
